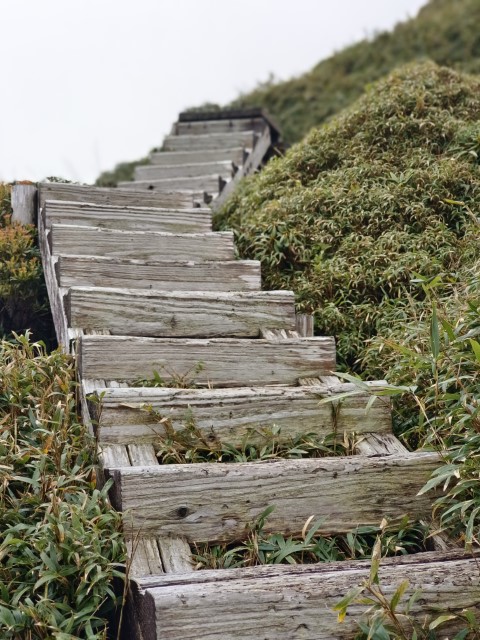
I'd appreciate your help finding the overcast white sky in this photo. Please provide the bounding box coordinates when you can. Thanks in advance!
[1,0,427,184]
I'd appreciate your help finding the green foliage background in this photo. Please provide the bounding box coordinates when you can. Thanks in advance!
[215,62,480,372]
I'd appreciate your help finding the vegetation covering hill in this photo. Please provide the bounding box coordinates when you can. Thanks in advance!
[231,0,480,143]
[215,61,480,373]
[96,0,480,185]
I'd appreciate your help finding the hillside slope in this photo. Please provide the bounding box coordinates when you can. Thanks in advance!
[215,61,480,371]
[231,0,480,143]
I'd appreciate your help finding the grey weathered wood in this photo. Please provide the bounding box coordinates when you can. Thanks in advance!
[49,225,235,261]
[162,131,256,152]
[37,213,69,348]
[127,444,158,466]
[355,432,409,456]
[55,255,262,291]
[174,118,265,136]
[296,314,314,337]
[66,288,296,338]
[11,184,37,225]
[126,538,164,577]
[139,555,480,640]
[119,174,225,193]
[79,335,336,386]
[135,161,234,181]
[157,538,194,574]
[43,200,211,233]
[99,444,131,468]
[38,182,203,210]
[212,125,271,209]
[149,147,245,167]
[109,452,440,542]
[91,384,392,446]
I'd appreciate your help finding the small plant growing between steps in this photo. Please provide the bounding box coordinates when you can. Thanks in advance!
[153,420,355,464]
[335,537,479,639]
[133,362,205,388]
[193,509,429,570]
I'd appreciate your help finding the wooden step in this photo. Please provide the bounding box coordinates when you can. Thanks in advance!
[78,335,336,386]
[66,288,296,338]
[107,451,440,542]
[135,161,234,181]
[38,182,203,210]
[162,131,256,152]
[135,552,480,640]
[90,383,392,446]
[55,255,262,291]
[42,200,211,233]
[118,174,226,193]
[149,147,246,167]
[174,118,265,136]
[49,225,235,261]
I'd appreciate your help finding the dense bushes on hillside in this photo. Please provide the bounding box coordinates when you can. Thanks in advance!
[0,335,125,638]
[215,62,480,371]
[231,0,480,143]
[0,184,54,347]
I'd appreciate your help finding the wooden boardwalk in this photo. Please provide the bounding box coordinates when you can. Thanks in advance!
[17,109,478,639]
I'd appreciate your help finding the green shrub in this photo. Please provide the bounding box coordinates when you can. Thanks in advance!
[0,334,125,639]
[0,184,55,347]
[215,62,480,371]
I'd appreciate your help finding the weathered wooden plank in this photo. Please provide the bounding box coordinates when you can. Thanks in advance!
[296,314,314,337]
[157,538,194,574]
[99,444,130,468]
[78,336,336,386]
[162,131,256,152]
[91,384,392,446]
[149,147,245,167]
[43,200,211,233]
[37,212,69,348]
[11,184,37,225]
[135,161,234,181]
[55,255,262,291]
[126,537,164,577]
[118,174,225,193]
[49,225,235,261]
[109,452,440,542]
[38,182,202,209]
[139,556,480,640]
[66,288,296,338]
[174,118,265,136]
[355,432,409,456]
[127,444,158,466]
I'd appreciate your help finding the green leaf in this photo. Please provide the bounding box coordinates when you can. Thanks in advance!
[389,579,409,612]
[430,302,440,360]
[429,613,457,629]
[469,339,480,363]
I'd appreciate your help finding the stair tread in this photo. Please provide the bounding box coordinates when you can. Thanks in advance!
[90,382,392,446]
[43,199,211,233]
[67,287,296,338]
[108,451,440,542]
[78,335,336,386]
[55,255,262,291]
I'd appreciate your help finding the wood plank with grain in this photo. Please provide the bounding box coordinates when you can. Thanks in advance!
[149,147,245,167]
[174,118,265,136]
[91,384,392,446]
[162,131,256,152]
[42,200,211,233]
[134,161,234,181]
[55,255,262,291]
[49,225,235,261]
[119,174,225,193]
[78,335,336,386]
[138,555,480,640]
[108,452,440,542]
[66,288,296,338]
[38,182,202,210]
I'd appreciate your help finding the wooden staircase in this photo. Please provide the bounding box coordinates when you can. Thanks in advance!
[26,110,479,639]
